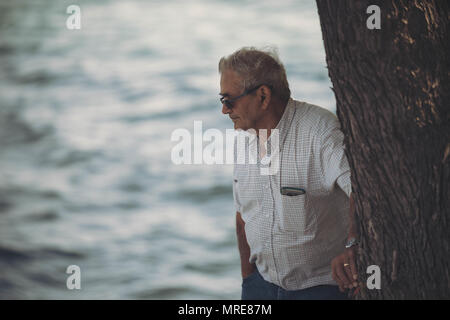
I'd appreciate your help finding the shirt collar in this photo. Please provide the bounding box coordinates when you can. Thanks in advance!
[247,97,295,147]
[270,97,295,147]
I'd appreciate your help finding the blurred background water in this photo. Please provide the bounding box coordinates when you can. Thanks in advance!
[0,0,334,299]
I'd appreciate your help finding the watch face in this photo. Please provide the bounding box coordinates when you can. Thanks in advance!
[345,238,357,248]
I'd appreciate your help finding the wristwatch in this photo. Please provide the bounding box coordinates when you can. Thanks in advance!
[345,237,358,249]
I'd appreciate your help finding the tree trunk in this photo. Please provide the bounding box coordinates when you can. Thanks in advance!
[316,0,449,299]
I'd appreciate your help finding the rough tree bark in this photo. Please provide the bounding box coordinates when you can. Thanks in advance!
[316,0,449,299]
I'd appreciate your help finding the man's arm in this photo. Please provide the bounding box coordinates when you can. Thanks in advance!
[318,121,358,293]
[236,211,256,279]
[331,193,358,293]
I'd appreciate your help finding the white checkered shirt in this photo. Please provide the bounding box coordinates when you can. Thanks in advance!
[233,98,351,290]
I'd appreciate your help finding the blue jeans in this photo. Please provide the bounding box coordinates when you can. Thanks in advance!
[241,269,348,300]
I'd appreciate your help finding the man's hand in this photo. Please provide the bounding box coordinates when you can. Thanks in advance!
[242,265,256,279]
[331,247,358,293]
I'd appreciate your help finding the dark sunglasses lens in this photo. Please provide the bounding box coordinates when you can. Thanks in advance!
[225,101,233,109]
[221,99,233,109]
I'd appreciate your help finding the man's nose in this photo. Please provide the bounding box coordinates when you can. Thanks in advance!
[222,104,231,115]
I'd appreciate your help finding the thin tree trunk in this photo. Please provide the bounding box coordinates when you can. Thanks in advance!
[316,0,449,299]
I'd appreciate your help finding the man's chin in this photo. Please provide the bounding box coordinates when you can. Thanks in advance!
[232,120,249,131]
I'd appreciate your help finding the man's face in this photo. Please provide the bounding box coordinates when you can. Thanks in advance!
[220,70,259,131]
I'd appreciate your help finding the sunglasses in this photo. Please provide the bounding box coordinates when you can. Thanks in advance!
[220,85,262,109]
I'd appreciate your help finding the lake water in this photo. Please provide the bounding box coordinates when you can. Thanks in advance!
[0,0,334,299]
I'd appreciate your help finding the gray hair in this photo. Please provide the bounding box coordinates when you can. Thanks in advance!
[218,46,291,103]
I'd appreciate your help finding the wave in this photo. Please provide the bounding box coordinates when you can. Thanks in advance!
[173,184,231,203]
[119,102,214,123]
[0,246,31,264]
[132,286,197,299]
[0,109,52,146]
[12,70,60,86]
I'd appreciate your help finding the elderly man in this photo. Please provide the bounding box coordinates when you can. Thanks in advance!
[219,47,359,300]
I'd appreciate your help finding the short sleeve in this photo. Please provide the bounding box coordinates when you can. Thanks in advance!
[319,120,352,197]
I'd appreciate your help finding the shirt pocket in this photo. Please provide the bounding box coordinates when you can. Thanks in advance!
[280,194,316,235]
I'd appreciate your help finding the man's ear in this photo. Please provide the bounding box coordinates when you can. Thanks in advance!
[259,85,271,110]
